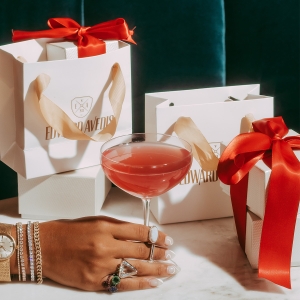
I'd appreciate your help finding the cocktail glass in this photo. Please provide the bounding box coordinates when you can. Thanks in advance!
[100,133,193,226]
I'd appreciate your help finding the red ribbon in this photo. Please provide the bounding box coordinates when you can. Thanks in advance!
[12,18,136,58]
[217,116,300,288]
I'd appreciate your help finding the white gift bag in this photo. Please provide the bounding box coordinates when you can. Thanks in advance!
[0,38,132,179]
[145,84,274,224]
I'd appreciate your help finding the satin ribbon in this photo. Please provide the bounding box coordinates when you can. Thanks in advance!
[35,63,125,142]
[174,116,219,171]
[12,18,136,58]
[217,116,300,288]
[172,115,255,171]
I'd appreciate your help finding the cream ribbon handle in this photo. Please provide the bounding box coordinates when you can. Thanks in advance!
[174,117,219,171]
[35,63,125,142]
[173,114,255,171]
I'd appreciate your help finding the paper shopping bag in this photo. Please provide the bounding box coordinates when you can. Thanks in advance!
[0,38,132,179]
[145,84,273,224]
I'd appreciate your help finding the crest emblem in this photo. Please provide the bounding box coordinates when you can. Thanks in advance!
[71,96,93,118]
[209,142,221,158]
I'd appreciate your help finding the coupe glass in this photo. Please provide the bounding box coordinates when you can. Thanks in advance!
[100,133,193,226]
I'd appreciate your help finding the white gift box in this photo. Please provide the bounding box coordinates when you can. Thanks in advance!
[145,85,273,224]
[18,165,111,220]
[47,40,120,61]
[245,210,300,269]
[0,38,132,179]
[220,130,300,219]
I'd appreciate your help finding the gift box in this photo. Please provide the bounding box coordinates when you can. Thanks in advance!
[47,40,120,61]
[220,130,300,220]
[245,210,300,269]
[145,84,274,224]
[18,165,111,220]
[247,130,300,219]
[218,117,300,288]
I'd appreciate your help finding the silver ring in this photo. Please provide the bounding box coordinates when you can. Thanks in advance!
[149,244,155,262]
[148,226,159,244]
[118,259,138,278]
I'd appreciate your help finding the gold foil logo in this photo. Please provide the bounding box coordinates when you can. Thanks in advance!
[45,115,114,140]
[180,142,220,185]
[209,142,221,158]
[71,96,93,118]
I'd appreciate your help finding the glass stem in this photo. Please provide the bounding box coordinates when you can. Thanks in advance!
[141,198,151,226]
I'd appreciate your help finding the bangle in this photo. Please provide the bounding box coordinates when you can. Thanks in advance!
[16,222,26,281]
[27,221,35,282]
[33,222,43,284]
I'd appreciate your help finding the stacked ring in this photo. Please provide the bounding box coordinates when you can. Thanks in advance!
[102,274,120,293]
[148,226,158,262]
[103,259,138,293]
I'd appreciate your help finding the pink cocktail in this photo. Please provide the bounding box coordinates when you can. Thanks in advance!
[101,133,193,226]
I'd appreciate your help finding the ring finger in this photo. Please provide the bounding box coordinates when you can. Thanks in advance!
[113,240,176,261]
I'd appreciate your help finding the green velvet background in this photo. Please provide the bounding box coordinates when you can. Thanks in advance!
[225,0,300,132]
[84,0,226,133]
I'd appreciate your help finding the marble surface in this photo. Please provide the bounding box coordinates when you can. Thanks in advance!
[1,187,300,300]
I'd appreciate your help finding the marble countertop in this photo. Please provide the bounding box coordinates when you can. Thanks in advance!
[1,187,300,300]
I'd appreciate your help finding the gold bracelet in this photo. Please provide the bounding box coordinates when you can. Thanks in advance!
[33,222,43,284]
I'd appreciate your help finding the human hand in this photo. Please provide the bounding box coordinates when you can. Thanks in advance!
[11,216,179,292]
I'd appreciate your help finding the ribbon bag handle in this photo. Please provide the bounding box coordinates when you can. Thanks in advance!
[173,114,255,171]
[35,63,125,142]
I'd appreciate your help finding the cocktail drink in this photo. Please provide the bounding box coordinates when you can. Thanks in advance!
[101,133,193,226]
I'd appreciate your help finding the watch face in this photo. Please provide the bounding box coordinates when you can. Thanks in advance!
[0,234,15,260]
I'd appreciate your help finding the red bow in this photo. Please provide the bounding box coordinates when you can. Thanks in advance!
[12,18,136,58]
[218,116,300,288]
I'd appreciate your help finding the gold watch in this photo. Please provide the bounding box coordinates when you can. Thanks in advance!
[0,223,16,282]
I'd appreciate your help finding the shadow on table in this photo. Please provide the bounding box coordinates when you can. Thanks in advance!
[159,186,287,295]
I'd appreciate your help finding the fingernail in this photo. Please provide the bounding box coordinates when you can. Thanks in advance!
[149,278,164,287]
[167,265,181,275]
[165,250,176,260]
[165,236,173,246]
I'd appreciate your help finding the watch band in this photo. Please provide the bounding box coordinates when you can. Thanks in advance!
[0,223,14,282]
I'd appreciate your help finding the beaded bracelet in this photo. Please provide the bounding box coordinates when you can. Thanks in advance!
[16,222,26,281]
[33,222,43,284]
[27,221,35,281]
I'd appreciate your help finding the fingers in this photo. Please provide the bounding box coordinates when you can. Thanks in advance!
[126,260,180,277]
[117,277,164,291]
[109,221,173,248]
[112,240,176,261]
[102,260,181,292]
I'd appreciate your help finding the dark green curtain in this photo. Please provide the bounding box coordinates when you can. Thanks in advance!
[225,0,300,132]
[84,0,226,133]
[0,0,83,200]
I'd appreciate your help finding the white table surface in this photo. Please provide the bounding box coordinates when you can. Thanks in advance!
[1,187,300,300]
